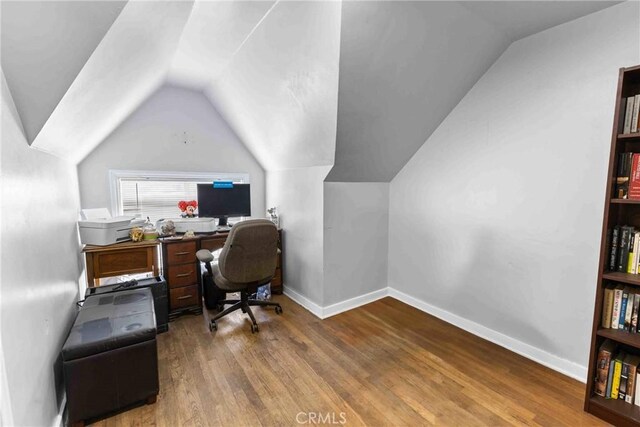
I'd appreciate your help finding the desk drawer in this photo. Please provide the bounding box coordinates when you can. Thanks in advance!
[167,263,197,288]
[170,285,199,310]
[166,241,197,265]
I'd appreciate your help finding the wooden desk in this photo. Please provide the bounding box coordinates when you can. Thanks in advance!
[160,229,284,319]
[83,240,161,287]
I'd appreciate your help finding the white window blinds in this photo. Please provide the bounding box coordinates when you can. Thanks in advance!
[119,179,201,222]
[110,171,249,223]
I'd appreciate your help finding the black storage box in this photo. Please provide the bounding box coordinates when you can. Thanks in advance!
[62,288,159,426]
[85,276,169,333]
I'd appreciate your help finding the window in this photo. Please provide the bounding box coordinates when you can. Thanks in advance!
[109,170,250,223]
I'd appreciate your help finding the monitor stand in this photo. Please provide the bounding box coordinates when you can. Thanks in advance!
[217,216,229,227]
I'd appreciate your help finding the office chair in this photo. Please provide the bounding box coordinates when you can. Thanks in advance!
[196,219,283,333]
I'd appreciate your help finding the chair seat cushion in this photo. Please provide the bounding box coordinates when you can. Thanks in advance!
[212,263,272,291]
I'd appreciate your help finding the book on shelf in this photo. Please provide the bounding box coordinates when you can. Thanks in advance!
[612,353,625,399]
[620,287,631,330]
[625,288,634,330]
[625,354,640,403]
[624,96,636,134]
[615,153,632,199]
[632,293,640,332]
[596,340,617,396]
[618,226,633,271]
[633,231,640,272]
[633,94,640,134]
[630,154,640,200]
[612,284,625,330]
[628,233,637,274]
[603,285,615,329]
[607,355,616,398]
[606,225,640,275]
[610,226,620,271]
[620,358,630,401]
[603,287,640,333]
[622,93,640,135]
[593,342,640,405]
[636,370,640,407]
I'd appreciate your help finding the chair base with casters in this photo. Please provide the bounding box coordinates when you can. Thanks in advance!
[209,287,282,333]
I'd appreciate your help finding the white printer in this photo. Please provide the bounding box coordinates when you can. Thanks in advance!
[78,208,146,246]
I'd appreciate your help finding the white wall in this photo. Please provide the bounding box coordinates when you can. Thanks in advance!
[1,73,81,426]
[267,166,331,307]
[388,1,640,380]
[78,85,265,217]
[323,183,389,306]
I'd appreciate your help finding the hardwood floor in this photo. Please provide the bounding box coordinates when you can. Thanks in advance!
[92,296,606,426]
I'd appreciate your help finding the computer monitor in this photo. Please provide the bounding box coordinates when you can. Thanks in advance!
[197,183,251,226]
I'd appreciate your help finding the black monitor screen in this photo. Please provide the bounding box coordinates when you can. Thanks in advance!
[197,183,251,218]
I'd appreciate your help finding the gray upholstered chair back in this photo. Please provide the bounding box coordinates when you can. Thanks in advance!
[218,219,279,284]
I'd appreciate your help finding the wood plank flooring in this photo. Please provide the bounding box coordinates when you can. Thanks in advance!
[92,296,606,426]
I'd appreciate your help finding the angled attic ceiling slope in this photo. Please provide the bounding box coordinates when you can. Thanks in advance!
[1,0,622,171]
[326,0,622,182]
[1,0,194,163]
[1,0,127,143]
[203,0,342,171]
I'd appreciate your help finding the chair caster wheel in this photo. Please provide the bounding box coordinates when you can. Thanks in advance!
[209,321,217,332]
[275,306,283,315]
[251,323,259,333]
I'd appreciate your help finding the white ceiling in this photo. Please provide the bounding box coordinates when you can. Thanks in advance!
[459,1,624,41]
[167,1,275,90]
[327,1,511,182]
[205,1,342,170]
[0,1,126,142]
[0,0,625,173]
[327,0,623,181]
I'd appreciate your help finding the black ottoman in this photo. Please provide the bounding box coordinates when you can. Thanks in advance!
[62,288,159,427]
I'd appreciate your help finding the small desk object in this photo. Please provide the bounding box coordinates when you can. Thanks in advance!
[83,240,160,287]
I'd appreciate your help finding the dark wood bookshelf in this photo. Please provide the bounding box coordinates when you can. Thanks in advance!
[585,65,640,426]
[597,328,640,348]
[589,396,640,427]
[602,271,640,285]
[611,199,640,205]
[618,133,640,141]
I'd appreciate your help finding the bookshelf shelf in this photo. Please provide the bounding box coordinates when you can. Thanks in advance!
[597,328,640,348]
[589,395,640,426]
[618,133,640,141]
[602,271,640,285]
[611,199,640,204]
[585,65,640,426]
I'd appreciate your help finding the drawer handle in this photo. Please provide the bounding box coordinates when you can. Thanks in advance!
[177,295,193,300]
[176,272,193,278]
[174,251,190,256]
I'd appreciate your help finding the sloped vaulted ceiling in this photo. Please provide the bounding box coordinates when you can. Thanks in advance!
[326,0,621,182]
[1,0,622,171]
[326,1,511,182]
[1,1,127,143]
[204,1,342,171]
[1,0,194,163]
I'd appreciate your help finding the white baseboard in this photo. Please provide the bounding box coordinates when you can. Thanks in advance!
[387,287,588,383]
[283,286,324,318]
[322,288,388,319]
[51,394,66,427]
[284,286,388,319]
[282,284,587,382]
